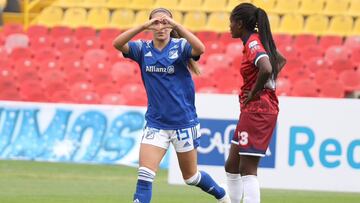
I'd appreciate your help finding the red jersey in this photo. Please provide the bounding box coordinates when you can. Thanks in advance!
[239,33,279,114]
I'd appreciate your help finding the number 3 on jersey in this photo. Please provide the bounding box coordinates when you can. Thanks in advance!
[238,131,249,146]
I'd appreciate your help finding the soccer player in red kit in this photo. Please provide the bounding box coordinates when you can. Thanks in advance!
[224,3,286,203]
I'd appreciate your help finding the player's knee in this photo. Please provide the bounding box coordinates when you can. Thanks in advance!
[138,166,156,182]
[239,166,257,176]
[184,171,201,186]
[225,160,240,173]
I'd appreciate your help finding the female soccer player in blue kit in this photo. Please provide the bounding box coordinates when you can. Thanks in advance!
[113,8,230,203]
[224,3,286,203]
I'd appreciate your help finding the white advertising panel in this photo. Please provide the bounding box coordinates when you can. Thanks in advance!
[169,95,360,192]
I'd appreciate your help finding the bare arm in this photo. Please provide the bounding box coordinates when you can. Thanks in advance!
[113,17,159,54]
[277,51,287,71]
[112,25,145,54]
[243,57,272,105]
[161,16,205,56]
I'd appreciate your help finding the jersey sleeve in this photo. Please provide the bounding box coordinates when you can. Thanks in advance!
[122,40,143,63]
[247,39,269,67]
[180,38,200,61]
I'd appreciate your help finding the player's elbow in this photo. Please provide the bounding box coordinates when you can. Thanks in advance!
[260,65,272,76]
[193,47,205,56]
[112,40,120,50]
[198,44,205,55]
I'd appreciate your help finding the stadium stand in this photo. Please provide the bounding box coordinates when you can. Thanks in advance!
[0,0,359,105]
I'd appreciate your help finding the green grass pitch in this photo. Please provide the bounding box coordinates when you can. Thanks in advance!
[0,160,359,203]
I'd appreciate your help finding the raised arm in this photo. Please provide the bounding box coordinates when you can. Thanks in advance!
[113,17,160,54]
[161,16,205,56]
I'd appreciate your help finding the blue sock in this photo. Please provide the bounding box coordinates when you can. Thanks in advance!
[185,171,225,200]
[133,180,152,203]
[133,167,155,203]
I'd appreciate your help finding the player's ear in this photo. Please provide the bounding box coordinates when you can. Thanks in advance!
[237,21,243,30]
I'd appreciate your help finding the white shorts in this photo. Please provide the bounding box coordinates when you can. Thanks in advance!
[141,124,201,153]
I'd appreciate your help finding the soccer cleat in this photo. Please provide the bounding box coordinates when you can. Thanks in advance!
[217,184,231,203]
[217,192,231,203]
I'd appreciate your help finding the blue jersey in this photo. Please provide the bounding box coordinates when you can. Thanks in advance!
[123,38,199,129]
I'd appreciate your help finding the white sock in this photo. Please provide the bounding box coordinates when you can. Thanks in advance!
[226,172,243,203]
[242,175,260,203]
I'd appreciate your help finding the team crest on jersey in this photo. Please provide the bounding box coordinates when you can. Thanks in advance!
[170,45,179,49]
[249,40,260,53]
[168,49,179,59]
[145,128,158,140]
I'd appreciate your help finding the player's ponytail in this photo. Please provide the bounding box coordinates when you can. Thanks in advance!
[231,3,281,79]
[170,30,201,75]
[256,8,280,79]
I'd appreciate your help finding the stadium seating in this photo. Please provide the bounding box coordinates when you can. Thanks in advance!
[291,79,319,97]
[62,8,87,28]
[178,0,203,11]
[327,15,353,36]
[318,35,343,49]
[109,9,135,30]
[1,0,360,105]
[268,13,280,33]
[253,0,276,12]
[53,0,83,8]
[319,80,345,98]
[106,0,132,9]
[5,33,29,52]
[86,8,110,29]
[153,0,178,10]
[278,14,304,34]
[201,0,227,12]
[36,7,63,27]
[322,0,350,16]
[348,0,360,17]
[80,0,107,8]
[133,10,150,27]
[352,17,360,35]
[226,0,252,12]
[272,0,301,14]
[129,0,154,10]
[298,0,325,15]
[205,12,229,32]
[339,69,360,91]
[183,11,207,31]
[171,10,184,24]
[303,14,329,36]
[101,93,127,105]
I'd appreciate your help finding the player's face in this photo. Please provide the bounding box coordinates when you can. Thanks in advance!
[150,12,172,41]
[229,18,242,38]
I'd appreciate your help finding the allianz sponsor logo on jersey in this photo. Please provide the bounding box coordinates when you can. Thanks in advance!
[197,118,276,168]
[145,64,175,74]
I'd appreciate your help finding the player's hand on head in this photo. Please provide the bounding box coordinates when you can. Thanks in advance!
[159,15,177,29]
[143,17,162,30]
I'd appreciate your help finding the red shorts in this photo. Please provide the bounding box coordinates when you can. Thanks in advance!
[231,112,278,157]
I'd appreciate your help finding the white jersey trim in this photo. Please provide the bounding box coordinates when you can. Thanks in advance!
[134,39,143,50]
[255,54,269,67]
[231,140,239,145]
[238,152,266,157]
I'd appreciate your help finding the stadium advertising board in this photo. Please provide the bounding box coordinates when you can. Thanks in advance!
[0,101,172,168]
[169,94,360,192]
[1,95,359,192]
